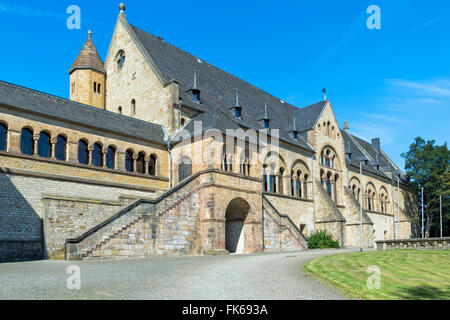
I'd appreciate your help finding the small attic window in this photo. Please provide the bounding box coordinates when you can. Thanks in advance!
[235,108,242,119]
[263,119,270,129]
[191,91,200,102]
[117,51,125,69]
[292,132,298,140]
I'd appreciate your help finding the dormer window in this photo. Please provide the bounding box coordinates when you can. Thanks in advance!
[263,119,270,129]
[117,51,125,69]
[292,131,298,140]
[235,108,241,119]
[192,91,200,102]
[187,70,201,103]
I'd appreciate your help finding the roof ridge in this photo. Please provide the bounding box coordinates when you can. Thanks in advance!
[130,24,323,113]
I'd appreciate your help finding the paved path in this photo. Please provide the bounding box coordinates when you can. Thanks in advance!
[0,249,354,300]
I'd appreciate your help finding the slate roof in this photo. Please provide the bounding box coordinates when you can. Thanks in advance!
[341,129,408,184]
[0,81,167,144]
[130,25,322,153]
[69,32,105,75]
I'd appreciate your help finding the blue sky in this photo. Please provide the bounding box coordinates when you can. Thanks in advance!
[0,0,449,169]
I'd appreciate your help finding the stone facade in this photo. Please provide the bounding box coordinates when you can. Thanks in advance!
[0,4,417,261]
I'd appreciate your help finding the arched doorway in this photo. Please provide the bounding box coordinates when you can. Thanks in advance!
[225,198,251,254]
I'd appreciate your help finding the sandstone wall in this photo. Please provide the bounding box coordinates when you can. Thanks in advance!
[0,171,159,260]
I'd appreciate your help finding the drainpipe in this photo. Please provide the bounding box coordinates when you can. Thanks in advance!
[391,174,396,240]
[311,154,317,233]
[167,140,173,189]
[262,194,265,251]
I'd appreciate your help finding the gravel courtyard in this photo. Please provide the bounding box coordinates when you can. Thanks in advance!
[0,249,353,300]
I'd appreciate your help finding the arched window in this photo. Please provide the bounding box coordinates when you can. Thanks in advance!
[290,171,295,196]
[55,135,67,161]
[304,174,309,199]
[106,146,116,169]
[136,152,145,174]
[148,154,156,176]
[278,168,285,194]
[131,99,136,116]
[92,143,103,167]
[97,83,101,94]
[178,157,192,182]
[296,170,302,198]
[269,164,277,193]
[263,165,268,192]
[93,82,97,93]
[21,128,34,155]
[117,51,125,69]
[78,140,89,164]
[125,149,134,172]
[0,123,8,151]
[241,151,251,177]
[37,132,51,158]
[118,106,122,115]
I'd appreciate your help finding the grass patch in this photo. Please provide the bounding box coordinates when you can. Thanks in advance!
[303,250,450,300]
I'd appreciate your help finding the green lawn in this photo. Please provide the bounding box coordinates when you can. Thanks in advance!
[303,250,450,300]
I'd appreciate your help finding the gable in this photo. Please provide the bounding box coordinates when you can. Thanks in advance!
[104,15,177,132]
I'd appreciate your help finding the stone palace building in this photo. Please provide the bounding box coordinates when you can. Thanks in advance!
[0,4,415,261]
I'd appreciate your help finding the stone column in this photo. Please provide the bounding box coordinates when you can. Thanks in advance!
[132,154,138,173]
[102,148,108,167]
[50,137,57,159]
[33,134,40,156]
[7,129,21,153]
[302,178,308,199]
[88,145,94,165]
[144,156,150,175]
[330,179,336,202]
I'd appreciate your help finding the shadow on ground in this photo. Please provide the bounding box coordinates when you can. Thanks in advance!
[396,285,450,300]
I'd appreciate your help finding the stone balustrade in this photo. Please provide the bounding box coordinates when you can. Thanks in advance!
[376,237,450,251]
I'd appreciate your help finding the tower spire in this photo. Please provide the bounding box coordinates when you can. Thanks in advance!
[193,70,198,90]
[235,88,241,108]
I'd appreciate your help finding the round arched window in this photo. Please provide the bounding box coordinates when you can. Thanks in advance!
[116,51,125,69]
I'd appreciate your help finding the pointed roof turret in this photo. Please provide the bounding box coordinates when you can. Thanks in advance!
[287,115,299,139]
[186,70,201,103]
[69,30,105,75]
[259,101,271,128]
[229,88,243,119]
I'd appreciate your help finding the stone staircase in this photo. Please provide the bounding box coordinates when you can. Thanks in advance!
[65,172,202,260]
[262,195,308,251]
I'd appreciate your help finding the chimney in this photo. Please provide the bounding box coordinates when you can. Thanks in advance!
[343,122,349,132]
[372,138,381,154]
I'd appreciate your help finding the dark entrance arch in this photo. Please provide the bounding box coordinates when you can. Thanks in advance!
[225,198,250,254]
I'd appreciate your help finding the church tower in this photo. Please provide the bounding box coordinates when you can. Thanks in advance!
[69,30,106,109]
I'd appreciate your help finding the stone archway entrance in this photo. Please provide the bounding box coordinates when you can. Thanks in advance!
[225,198,250,254]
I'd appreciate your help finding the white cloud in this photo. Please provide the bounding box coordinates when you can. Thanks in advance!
[411,17,440,34]
[387,78,450,97]
[0,2,65,19]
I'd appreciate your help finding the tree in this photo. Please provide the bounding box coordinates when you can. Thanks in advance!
[401,137,449,238]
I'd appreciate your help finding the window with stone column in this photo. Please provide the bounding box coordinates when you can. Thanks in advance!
[125,149,134,172]
[78,139,89,164]
[21,127,34,155]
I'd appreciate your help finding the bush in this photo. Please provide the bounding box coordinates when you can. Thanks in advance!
[308,230,340,249]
